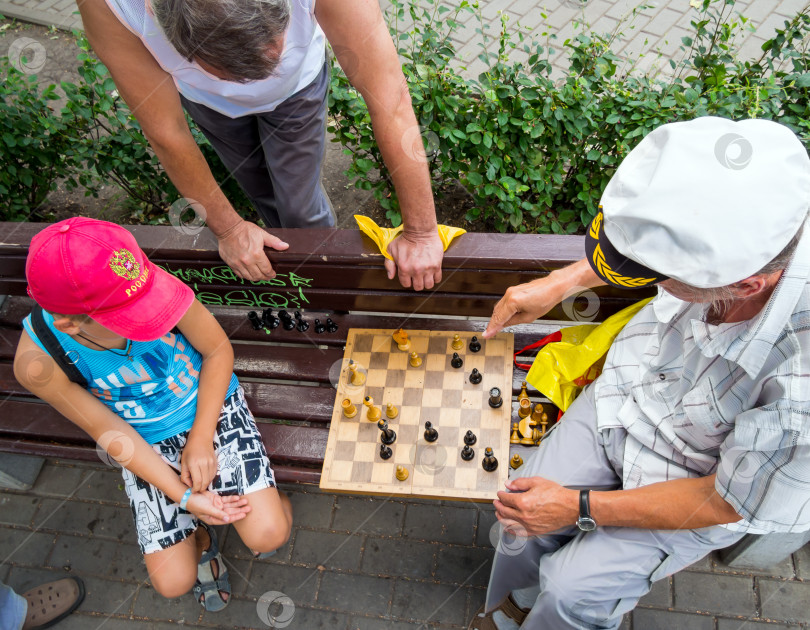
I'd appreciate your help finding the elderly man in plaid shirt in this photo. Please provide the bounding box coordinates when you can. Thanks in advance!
[471,117,810,630]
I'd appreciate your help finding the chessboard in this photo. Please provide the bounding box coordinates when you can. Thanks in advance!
[320,329,514,501]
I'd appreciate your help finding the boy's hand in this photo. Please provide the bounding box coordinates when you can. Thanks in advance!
[186,491,251,526]
[181,435,219,492]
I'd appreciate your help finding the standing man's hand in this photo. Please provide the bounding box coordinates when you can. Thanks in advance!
[385,230,443,291]
[217,220,290,282]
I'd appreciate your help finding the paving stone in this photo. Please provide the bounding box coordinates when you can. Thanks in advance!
[475,510,498,548]
[0,528,55,566]
[290,529,364,571]
[243,561,319,604]
[222,523,293,563]
[318,572,394,616]
[713,550,795,579]
[465,587,486,626]
[332,496,406,536]
[361,537,437,579]
[717,620,802,630]
[131,582,202,623]
[75,575,139,616]
[0,491,41,526]
[54,614,179,630]
[638,576,672,608]
[32,498,134,541]
[200,595,267,628]
[404,504,477,545]
[793,543,810,580]
[348,616,421,630]
[682,552,713,573]
[287,489,335,530]
[29,462,90,497]
[282,606,351,630]
[759,578,810,622]
[0,563,9,582]
[49,534,143,580]
[631,608,714,630]
[391,580,468,625]
[220,557,253,598]
[74,469,129,505]
[673,572,756,617]
[433,545,493,587]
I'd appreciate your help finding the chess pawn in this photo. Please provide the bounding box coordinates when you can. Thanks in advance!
[510,454,523,470]
[348,360,366,386]
[325,318,339,333]
[460,444,475,461]
[451,334,464,351]
[262,309,280,329]
[532,422,543,445]
[341,398,357,418]
[378,419,397,445]
[468,336,481,353]
[395,465,409,481]
[530,403,545,424]
[313,318,326,334]
[385,402,399,419]
[518,380,530,405]
[518,398,532,419]
[248,311,263,330]
[424,421,438,442]
[463,430,477,446]
[482,447,498,472]
[409,351,422,367]
[364,396,381,422]
[510,422,521,445]
[540,412,549,438]
[379,443,392,460]
[450,352,463,369]
[469,368,482,385]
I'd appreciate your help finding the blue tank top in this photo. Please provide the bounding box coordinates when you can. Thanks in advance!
[23,310,239,444]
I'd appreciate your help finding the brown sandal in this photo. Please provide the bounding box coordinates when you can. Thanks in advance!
[468,595,529,630]
[21,577,85,630]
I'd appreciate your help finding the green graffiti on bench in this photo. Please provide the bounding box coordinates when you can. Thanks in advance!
[157,263,313,309]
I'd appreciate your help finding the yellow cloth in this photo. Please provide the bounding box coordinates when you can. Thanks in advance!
[355,215,467,260]
[526,298,653,412]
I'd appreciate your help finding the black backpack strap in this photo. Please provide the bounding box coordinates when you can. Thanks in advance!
[30,306,88,388]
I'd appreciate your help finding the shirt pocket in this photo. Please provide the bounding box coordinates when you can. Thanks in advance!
[675,380,733,452]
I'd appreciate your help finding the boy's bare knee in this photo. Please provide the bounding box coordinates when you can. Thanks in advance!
[246,521,292,554]
[149,567,196,599]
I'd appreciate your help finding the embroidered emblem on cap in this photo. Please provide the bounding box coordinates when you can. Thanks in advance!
[109,249,141,280]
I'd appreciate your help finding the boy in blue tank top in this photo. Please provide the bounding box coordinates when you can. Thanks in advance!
[13,217,292,612]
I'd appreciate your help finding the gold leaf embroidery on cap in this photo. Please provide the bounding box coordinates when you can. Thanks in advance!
[109,249,141,281]
[592,243,656,288]
[589,211,603,239]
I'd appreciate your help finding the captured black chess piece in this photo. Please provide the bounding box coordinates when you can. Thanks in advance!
[279,310,295,331]
[294,311,310,332]
[464,430,477,446]
[488,387,503,408]
[378,419,397,445]
[262,309,280,329]
[314,319,326,334]
[482,447,498,472]
[424,421,438,443]
[469,336,482,352]
[450,352,463,369]
[461,444,475,461]
[469,368,482,384]
[326,317,339,333]
[380,443,393,460]
[248,311,263,330]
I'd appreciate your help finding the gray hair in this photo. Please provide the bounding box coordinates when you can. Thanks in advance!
[663,221,805,320]
[152,0,291,82]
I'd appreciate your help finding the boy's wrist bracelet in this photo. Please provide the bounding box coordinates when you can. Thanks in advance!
[180,488,192,510]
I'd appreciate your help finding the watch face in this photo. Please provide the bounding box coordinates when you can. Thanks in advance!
[577,516,597,532]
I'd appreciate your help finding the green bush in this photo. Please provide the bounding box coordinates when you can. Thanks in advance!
[328,0,810,232]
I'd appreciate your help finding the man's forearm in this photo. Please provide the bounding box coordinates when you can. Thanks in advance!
[591,475,742,530]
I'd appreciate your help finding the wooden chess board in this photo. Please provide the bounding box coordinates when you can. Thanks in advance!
[320,329,514,500]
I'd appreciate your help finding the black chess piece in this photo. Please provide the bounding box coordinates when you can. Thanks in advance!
[261,309,280,329]
[294,311,310,332]
[450,352,463,369]
[424,421,438,443]
[464,430,477,446]
[248,311,263,330]
[326,317,339,333]
[469,368,482,384]
[488,387,503,409]
[378,419,397,445]
[461,444,475,461]
[314,319,327,334]
[482,447,498,472]
[380,443,392,460]
[469,336,482,352]
[279,310,295,331]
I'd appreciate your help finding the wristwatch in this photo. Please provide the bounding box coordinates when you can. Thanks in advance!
[576,489,597,531]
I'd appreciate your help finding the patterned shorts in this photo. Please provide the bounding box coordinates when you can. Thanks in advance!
[122,387,276,555]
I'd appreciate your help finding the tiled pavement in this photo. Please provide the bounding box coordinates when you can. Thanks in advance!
[2,459,810,629]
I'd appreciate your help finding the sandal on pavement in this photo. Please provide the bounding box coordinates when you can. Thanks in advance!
[21,576,85,630]
[468,595,529,630]
[192,523,231,612]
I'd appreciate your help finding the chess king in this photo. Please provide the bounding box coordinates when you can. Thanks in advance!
[472,118,810,630]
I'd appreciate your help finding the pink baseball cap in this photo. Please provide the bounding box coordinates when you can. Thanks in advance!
[26,217,195,341]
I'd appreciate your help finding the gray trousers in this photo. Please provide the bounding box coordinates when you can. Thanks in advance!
[181,63,335,229]
[485,386,746,629]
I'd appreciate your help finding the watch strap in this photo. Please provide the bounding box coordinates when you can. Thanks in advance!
[579,489,591,519]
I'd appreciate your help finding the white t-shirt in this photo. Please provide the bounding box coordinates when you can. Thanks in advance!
[105,0,326,118]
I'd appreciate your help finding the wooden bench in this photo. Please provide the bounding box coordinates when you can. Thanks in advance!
[1,220,805,568]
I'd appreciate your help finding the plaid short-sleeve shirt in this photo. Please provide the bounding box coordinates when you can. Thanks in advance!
[593,232,810,534]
